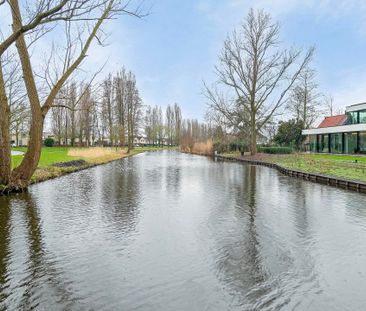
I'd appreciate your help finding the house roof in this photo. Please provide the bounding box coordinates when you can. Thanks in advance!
[317,114,348,128]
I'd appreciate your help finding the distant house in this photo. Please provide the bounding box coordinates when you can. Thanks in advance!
[11,132,29,147]
[133,136,148,146]
[302,102,366,154]
[43,131,55,140]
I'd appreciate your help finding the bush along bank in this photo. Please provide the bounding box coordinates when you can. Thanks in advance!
[257,146,293,154]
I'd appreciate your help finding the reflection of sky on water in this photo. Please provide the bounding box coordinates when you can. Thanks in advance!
[0,151,366,310]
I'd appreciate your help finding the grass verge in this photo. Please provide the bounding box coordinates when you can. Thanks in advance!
[221,152,366,183]
[11,146,170,184]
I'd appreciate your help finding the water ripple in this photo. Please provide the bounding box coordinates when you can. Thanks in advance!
[1,151,366,310]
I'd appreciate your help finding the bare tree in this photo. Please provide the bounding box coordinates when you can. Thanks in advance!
[68,82,78,146]
[288,67,322,128]
[10,102,30,146]
[325,94,334,117]
[114,69,127,146]
[174,103,182,146]
[5,59,30,146]
[51,100,66,145]
[207,9,313,155]
[204,83,251,142]
[78,84,95,146]
[143,103,183,147]
[152,105,160,146]
[101,74,115,146]
[50,81,99,146]
[51,84,72,146]
[126,72,142,152]
[165,105,174,146]
[180,118,213,152]
[144,105,153,144]
[0,0,144,191]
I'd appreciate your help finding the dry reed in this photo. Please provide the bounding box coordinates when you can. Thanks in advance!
[67,147,126,159]
[182,140,213,155]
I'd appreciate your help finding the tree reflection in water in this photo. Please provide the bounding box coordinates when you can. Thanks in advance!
[99,157,142,236]
[0,196,11,305]
[0,193,85,310]
[206,163,323,310]
[1,152,366,310]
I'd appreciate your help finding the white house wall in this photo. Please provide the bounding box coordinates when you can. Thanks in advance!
[302,123,366,135]
[346,103,366,113]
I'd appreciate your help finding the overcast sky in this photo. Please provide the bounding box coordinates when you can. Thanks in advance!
[3,0,366,121]
[87,0,366,120]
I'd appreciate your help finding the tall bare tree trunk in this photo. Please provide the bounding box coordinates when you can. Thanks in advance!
[15,129,19,146]
[0,64,11,186]
[127,105,132,153]
[249,97,257,155]
[10,114,44,188]
[119,127,125,147]
[9,0,44,189]
[250,128,257,155]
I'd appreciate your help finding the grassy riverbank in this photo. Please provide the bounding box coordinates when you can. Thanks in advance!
[222,152,366,183]
[11,146,169,184]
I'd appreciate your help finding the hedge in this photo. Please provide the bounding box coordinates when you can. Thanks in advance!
[257,146,293,154]
[44,137,55,147]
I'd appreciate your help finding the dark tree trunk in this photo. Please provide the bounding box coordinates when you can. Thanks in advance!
[250,111,257,155]
[10,110,44,189]
[0,73,11,186]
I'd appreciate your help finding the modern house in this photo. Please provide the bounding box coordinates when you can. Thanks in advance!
[302,102,366,154]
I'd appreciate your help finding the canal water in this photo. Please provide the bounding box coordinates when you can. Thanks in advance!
[0,151,366,310]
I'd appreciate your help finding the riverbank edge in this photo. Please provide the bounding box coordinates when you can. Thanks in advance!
[215,154,366,194]
[0,149,160,195]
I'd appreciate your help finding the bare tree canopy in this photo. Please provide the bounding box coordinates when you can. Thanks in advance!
[143,103,183,147]
[0,0,144,56]
[0,0,145,191]
[205,8,314,154]
[287,66,323,128]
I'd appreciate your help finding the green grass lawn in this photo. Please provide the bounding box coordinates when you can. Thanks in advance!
[11,146,173,169]
[12,147,80,169]
[272,154,366,182]
[0,145,173,187]
[9,145,173,184]
[308,153,366,162]
[222,151,366,183]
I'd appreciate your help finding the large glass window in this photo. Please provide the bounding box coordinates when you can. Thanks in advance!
[330,133,343,154]
[347,111,366,124]
[359,132,366,153]
[359,111,366,124]
[310,135,317,152]
[319,134,329,153]
[344,132,358,154]
[347,112,359,124]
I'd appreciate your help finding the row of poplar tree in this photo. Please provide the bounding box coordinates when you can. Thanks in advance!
[50,68,192,148]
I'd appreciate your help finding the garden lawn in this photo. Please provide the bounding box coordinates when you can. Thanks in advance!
[12,147,80,169]
[223,152,366,183]
[10,146,170,183]
[272,154,366,183]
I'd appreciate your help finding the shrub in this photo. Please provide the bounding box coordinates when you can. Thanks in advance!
[274,119,305,151]
[213,141,230,153]
[258,146,292,154]
[44,137,55,147]
[229,140,249,153]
